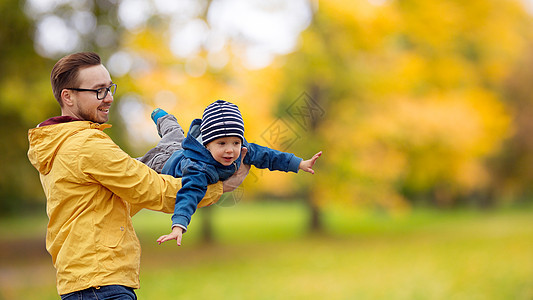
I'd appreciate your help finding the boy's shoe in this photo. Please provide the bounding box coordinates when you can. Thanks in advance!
[151,108,168,125]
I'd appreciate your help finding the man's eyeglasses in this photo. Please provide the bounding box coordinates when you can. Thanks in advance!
[66,84,117,100]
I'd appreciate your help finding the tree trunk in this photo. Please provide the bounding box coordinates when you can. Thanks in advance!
[306,85,325,233]
[200,206,214,243]
[308,197,323,232]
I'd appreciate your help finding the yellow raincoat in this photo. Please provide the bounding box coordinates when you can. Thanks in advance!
[27,120,222,295]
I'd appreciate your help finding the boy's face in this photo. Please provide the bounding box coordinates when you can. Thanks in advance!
[205,136,242,166]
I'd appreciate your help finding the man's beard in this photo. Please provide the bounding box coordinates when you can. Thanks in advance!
[78,105,108,124]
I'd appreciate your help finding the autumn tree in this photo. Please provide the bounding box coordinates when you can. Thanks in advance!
[489,47,533,203]
[1,0,134,213]
[0,0,55,213]
[274,0,533,225]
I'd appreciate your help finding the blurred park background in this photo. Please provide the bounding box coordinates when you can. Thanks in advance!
[1,0,533,298]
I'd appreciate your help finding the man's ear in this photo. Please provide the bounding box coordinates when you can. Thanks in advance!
[61,89,74,106]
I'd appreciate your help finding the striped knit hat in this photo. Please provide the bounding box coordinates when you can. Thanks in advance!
[200,100,245,146]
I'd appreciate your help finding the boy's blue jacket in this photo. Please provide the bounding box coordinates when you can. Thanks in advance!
[161,119,303,229]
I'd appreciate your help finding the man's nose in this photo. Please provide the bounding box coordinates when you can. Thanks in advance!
[102,92,114,103]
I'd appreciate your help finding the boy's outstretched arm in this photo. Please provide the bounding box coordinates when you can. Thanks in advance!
[299,151,322,174]
[157,226,184,246]
[157,148,249,247]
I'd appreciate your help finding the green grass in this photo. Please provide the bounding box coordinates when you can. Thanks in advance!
[1,201,533,299]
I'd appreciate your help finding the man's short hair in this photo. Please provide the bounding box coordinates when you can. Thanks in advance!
[51,52,101,106]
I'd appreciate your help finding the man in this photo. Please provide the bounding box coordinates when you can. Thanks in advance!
[27,52,249,299]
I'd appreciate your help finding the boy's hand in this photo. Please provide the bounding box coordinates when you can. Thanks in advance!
[299,151,322,174]
[223,147,250,193]
[157,226,184,246]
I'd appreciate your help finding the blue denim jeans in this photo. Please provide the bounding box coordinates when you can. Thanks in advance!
[60,285,136,300]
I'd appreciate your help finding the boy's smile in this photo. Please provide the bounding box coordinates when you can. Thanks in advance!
[205,136,242,166]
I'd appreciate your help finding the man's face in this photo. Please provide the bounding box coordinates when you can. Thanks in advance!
[67,64,114,124]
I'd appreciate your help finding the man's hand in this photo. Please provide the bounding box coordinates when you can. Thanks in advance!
[157,226,184,246]
[223,147,250,193]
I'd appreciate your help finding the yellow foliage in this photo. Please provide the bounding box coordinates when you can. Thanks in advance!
[320,87,511,205]
[117,0,533,209]
[124,27,298,197]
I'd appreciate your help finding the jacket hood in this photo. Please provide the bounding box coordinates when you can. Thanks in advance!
[27,119,111,175]
[182,119,221,165]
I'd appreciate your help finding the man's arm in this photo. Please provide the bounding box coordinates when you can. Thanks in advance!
[82,133,249,216]
[80,132,224,216]
[130,178,224,216]
[132,147,250,215]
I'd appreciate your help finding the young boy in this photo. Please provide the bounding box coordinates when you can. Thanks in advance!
[141,100,321,246]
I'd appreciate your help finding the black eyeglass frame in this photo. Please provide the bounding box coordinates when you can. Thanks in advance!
[66,83,117,100]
